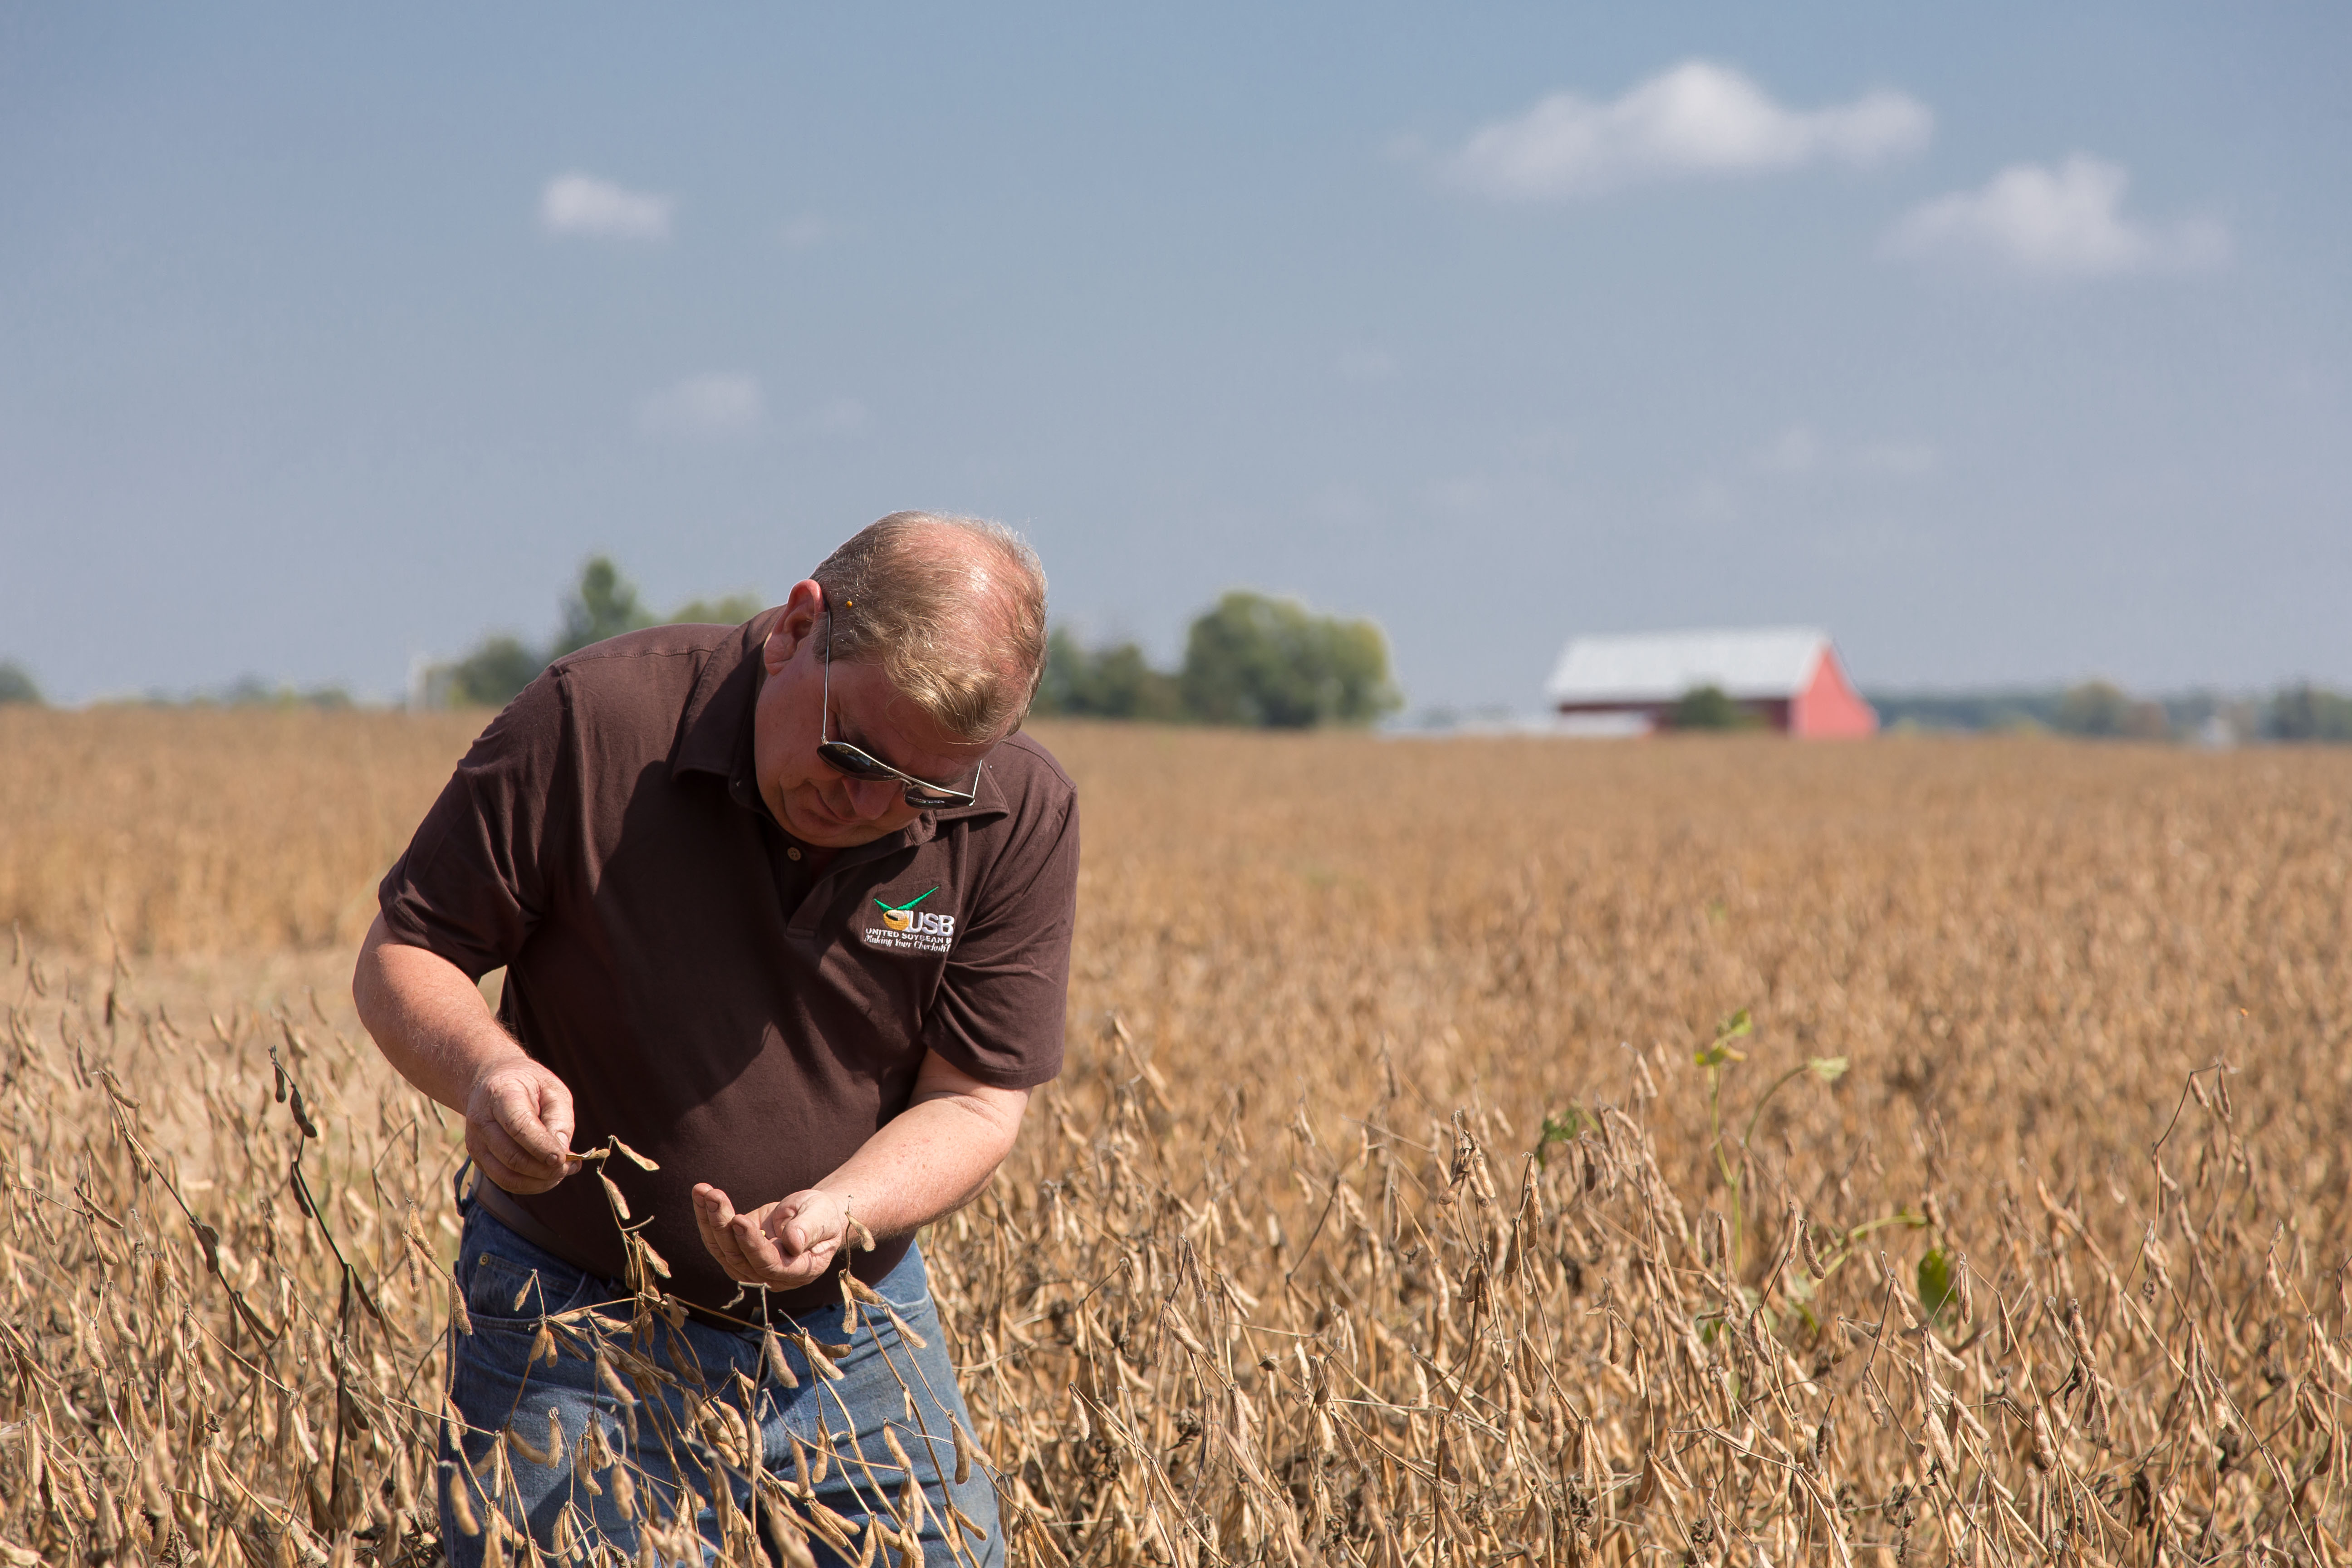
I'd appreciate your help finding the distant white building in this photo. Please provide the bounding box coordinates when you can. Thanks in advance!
[1543,627,1878,737]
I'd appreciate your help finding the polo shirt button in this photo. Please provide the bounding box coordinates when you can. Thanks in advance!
[786,848,802,861]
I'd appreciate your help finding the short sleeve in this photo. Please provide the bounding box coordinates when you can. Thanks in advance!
[920,789,1079,1089]
[377,672,573,979]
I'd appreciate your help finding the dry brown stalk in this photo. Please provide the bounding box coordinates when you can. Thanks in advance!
[2,720,2349,1564]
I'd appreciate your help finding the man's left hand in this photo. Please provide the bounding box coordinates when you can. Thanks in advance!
[691,1182,848,1290]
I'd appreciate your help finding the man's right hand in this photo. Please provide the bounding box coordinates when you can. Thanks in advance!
[353,916,582,1192]
[466,1056,582,1195]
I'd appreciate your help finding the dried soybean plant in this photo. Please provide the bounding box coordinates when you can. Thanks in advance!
[432,1134,998,1568]
[0,706,479,956]
[5,724,2352,1566]
[0,940,998,1568]
[929,1015,2352,1566]
[0,941,452,1564]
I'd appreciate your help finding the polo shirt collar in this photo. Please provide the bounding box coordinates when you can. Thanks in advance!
[670,609,773,784]
[667,608,1011,840]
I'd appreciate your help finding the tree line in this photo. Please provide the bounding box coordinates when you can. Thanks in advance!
[1551,678,2352,744]
[1033,590,1398,728]
[419,558,762,708]
[1866,681,2352,744]
[0,663,357,711]
[16,578,2339,743]
[416,560,1401,729]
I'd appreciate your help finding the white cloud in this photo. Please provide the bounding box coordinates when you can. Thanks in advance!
[636,373,763,440]
[1851,440,1939,477]
[1686,478,1740,524]
[1882,155,2229,279]
[1759,425,1824,475]
[777,213,840,251]
[1757,425,1938,479]
[540,172,674,242]
[1446,60,1931,201]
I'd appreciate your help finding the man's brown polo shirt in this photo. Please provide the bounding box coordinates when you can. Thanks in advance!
[378,612,1077,1315]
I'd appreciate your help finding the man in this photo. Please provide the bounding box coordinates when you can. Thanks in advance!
[354,513,1076,1566]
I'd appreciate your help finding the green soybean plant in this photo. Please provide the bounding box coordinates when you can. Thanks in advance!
[1693,1009,1927,1335]
[1694,1008,1851,1271]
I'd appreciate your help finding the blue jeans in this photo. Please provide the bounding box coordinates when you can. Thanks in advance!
[440,1203,1004,1567]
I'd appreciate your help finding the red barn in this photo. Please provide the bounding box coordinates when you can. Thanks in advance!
[1543,627,1878,737]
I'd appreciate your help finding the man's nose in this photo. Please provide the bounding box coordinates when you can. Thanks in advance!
[842,775,901,820]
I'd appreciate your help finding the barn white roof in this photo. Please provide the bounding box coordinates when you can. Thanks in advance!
[1544,627,1833,705]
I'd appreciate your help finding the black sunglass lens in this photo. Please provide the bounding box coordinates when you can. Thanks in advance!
[821,740,969,804]
[818,741,894,781]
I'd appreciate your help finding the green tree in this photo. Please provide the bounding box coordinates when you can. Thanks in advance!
[2053,680,2132,737]
[1178,590,1400,729]
[1034,628,1186,720]
[431,559,761,709]
[551,556,657,657]
[444,635,545,708]
[669,592,765,627]
[2267,683,2352,743]
[1668,685,1751,731]
[217,677,353,710]
[0,661,41,706]
[1086,642,1186,721]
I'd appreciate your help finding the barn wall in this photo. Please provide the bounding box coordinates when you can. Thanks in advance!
[1791,652,1879,737]
[1553,699,1794,733]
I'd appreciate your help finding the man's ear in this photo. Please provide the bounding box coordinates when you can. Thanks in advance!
[763,579,827,674]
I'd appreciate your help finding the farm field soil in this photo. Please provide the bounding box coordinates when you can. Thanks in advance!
[1,710,2348,1565]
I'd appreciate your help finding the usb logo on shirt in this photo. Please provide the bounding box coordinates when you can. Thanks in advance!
[862,888,956,954]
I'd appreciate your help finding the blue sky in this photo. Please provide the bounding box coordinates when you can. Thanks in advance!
[3,4,2347,709]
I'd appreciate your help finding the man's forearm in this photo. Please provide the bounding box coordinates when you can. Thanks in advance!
[354,913,580,1194]
[351,912,528,1112]
[814,1082,1028,1242]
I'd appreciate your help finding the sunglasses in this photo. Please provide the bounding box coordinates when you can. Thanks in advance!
[815,608,983,809]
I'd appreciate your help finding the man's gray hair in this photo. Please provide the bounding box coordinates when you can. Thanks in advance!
[812,511,1049,742]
